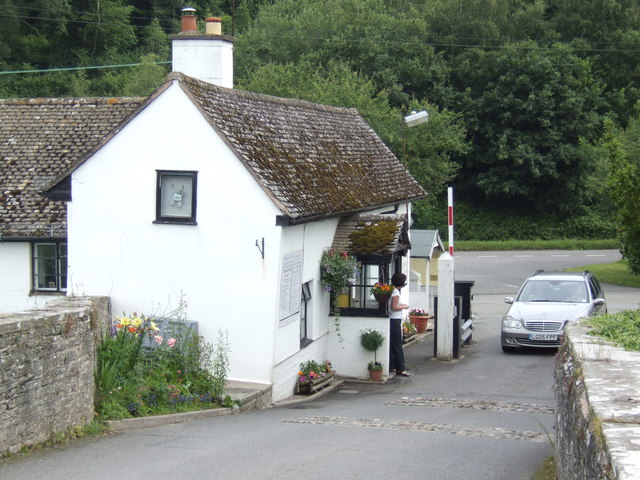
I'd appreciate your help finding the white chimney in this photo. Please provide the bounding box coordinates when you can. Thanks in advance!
[171,7,234,88]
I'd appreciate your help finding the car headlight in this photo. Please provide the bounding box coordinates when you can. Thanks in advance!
[502,316,522,329]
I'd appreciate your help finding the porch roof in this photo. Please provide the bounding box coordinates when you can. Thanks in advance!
[331,213,409,257]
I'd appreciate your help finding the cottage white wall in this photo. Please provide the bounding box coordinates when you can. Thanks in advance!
[67,81,282,383]
[270,218,340,402]
[0,243,58,313]
[328,315,390,378]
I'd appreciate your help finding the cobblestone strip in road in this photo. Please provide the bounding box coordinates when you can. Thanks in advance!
[386,397,555,415]
[284,416,548,443]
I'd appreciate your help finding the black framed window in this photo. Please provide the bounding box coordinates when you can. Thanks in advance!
[333,258,391,317]
[154,170,198,225]
[32,242,67,292]
[300,282,312,348]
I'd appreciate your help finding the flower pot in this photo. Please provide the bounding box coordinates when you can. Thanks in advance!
[409,316,430,334]
[373,292,391,303]
[368,368,383,382]
[336,293,350,308]
[297,371,335,395]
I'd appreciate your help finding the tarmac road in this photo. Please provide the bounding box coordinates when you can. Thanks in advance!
[1,250,637,480]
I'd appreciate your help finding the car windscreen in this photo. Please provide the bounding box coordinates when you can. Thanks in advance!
[517,280,588,303]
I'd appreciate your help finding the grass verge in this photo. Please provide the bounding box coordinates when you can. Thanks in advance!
[565,259,640,288]
[455,239,618,251]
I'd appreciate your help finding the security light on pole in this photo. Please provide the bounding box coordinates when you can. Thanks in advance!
[403,110,429,127]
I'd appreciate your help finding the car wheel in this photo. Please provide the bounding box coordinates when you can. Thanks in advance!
[501,345,517,353]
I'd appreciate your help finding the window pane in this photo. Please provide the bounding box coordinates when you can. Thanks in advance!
[160,174,193,218]
[34,244,57,290]
[59,243,67,290]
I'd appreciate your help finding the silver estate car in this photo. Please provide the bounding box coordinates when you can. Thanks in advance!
[501,270,607,353]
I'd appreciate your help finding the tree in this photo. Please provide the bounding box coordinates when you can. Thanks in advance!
[235,0,450,107]
[450,42,603,213]
[604,116,640,273]
[546,0,640,125]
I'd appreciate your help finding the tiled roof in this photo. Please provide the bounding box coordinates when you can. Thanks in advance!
[176,73,427,222]
[332,213,409,256]
[0,97,143,238]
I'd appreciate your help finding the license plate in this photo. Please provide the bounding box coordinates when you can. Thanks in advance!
[529,333,558,341]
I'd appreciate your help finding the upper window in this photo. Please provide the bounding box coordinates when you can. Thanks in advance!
[32,242,67,292]
[155,170,198,225]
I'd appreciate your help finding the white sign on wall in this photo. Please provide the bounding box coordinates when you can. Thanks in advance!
[279,250,303,322]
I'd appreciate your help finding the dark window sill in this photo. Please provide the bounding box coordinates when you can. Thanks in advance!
[300,337,313,349]
[332,308,388,318]
[153,219,198,226]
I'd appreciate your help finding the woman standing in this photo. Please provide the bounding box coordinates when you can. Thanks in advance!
[389,272,410,377]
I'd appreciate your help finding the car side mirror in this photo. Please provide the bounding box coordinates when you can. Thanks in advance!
[504,297,514,304]
[594,298,605,306]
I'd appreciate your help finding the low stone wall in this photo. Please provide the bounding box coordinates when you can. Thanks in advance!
[555,321,640,480]
[0,296,110,456]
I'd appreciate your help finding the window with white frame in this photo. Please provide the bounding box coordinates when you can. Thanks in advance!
[32,242,67,292]
[154,170,198,224]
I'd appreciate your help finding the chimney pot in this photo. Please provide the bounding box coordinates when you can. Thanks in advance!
[181,7,197,33]
[206,17,222,35]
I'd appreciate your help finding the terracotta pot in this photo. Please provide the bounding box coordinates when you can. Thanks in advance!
[368,368,383,382]
[409,315,429,334]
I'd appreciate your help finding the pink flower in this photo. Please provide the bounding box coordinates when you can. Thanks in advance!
[153,335,163,345]
[167,338,177,348]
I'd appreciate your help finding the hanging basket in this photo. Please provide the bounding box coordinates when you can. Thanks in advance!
[373,292,391,303]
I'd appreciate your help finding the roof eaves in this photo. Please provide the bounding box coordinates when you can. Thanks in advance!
[43,84,171,195]
[176,76,293,216]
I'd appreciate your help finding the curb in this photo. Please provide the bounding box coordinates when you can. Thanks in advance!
[104,406,236,432]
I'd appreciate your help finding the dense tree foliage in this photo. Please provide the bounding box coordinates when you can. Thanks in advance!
[449,42,603,213]
[1,0,637,241]
[604,115,640,273]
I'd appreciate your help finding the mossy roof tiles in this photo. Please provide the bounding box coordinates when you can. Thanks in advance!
[175,73,426,221]
[0,97,143,238]
[1,73,427,237]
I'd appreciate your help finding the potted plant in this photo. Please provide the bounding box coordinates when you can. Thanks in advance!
[320,248,359,340]
[297,360,334,394]
[370,282,393,303]
[360,328,385,382]
[320,248,358,311]
[367,361,383,382]
[409,308,431,334]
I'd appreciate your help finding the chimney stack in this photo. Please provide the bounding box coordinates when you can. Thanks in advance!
[206,17,222,35]
[180,7,197,33]
[171,7,235,88]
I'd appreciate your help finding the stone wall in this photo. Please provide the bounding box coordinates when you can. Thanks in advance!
[555,322,640,480]
[0,296,110,456]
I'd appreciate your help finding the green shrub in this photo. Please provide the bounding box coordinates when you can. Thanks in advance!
[95,307,231,420]
[413,200,616,241]
[586,310,640,351]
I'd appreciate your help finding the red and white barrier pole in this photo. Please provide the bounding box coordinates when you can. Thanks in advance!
[448,187,454,256]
